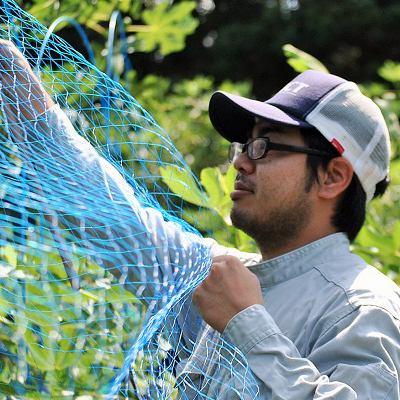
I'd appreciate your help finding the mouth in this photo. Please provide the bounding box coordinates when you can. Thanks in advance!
[230,180,255,200]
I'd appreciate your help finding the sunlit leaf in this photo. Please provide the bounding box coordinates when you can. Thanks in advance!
[283,44,329,73]
[135,1,199,54]
[25,330,56,371]
[1,245,18,268]
[200,167,225,206]
[378,60,400,83]
[0,381,26,396]
[160,164,210,208]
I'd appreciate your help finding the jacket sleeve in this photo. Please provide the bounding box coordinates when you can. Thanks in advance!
[223,304,399,399]
[5,104,212,311]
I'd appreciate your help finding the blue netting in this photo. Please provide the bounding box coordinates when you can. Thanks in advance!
[0,1,259,398]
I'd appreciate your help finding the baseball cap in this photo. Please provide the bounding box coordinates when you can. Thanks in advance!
[209,70,391,202]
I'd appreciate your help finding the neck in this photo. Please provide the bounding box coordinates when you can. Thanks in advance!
[258,221,338,261]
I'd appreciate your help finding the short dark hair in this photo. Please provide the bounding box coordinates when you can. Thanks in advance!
[300,129,390,242]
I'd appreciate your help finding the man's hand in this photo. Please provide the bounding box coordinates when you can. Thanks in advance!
[0,39,54,120]
[192,255,264,333]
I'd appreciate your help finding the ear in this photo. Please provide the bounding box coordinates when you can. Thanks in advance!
[316,157,354,200]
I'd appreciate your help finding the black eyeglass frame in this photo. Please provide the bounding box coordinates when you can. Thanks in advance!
[229,137,337,163]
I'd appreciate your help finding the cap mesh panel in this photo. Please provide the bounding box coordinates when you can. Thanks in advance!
[316,87,389,171]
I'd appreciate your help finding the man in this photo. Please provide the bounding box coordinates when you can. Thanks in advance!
[1,39,400,399]
[184,72,400,399]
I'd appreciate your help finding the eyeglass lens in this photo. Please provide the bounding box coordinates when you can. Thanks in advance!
[229,142,241,162]
[248,138,266,160]
[229,138,268,162]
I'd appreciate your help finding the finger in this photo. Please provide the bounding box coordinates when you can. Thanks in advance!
[191,285,203,309]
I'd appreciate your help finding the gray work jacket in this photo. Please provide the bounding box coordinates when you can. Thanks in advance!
[177,234,400,399]
[25,106,400,399]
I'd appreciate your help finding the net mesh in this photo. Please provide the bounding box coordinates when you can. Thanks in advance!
[0,1,259,398]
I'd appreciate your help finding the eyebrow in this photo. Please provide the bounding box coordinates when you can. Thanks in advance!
[253,125,285,138]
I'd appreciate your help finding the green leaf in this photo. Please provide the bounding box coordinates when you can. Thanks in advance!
[283,44,329,73]
[23,392,52,399]
[236,229,257,252]
[200,167,225,206]
[378,61,400,83]
[393,219,400,252]
[24,305,59,327]
[1,245,18,268]
[25,283,51,306]
[180,208,223,233]
[0,290,12,317]
[25,330,56,371]
[0,381,26,396]
[225,166,236,195]
[136,1,199,55]
[125,0,141,17]
[105,285,140,304]
[54,335,84,370]
[160,164,211,208]
[200,166,236,224]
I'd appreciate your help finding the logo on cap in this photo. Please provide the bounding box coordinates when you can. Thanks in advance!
[331,139,345,155]
[280,81,310,96]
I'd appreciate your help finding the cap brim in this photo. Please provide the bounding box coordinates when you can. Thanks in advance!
[209,91,313,143]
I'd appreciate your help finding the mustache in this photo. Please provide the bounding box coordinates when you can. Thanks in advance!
[235,174,256,191]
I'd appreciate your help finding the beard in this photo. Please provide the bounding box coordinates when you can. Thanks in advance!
[230,184,313,258]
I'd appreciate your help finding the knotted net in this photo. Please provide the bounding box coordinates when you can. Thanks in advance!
[0,1,259,398]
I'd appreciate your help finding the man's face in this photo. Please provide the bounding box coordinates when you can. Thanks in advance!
[230,119,316,258]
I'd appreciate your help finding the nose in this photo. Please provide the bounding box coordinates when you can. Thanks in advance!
[232,149,256,174]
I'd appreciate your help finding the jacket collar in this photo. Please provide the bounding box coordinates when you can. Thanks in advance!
[248,232,350,287]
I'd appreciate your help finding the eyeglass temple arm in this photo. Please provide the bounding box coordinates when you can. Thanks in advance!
[268,142,336,157]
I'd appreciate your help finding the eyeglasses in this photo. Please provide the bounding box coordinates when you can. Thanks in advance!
[229,137,336,163]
